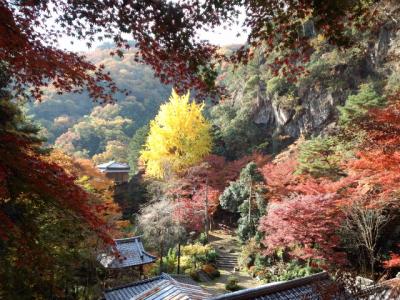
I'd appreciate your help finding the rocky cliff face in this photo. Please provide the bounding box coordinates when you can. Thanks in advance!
[231,9,400,145]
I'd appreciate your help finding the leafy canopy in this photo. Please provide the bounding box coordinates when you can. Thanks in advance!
[1,0,376,99]
[140,90,212,179]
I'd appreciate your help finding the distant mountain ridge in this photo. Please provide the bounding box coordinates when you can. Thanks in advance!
[27,45,171,161]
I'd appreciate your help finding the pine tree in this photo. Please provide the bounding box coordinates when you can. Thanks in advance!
[219,162,265,242]
[128,124,150,175]
[297,136,344,179]
[339,83,385,125]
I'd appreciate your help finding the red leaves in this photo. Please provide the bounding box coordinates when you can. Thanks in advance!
[259,193,347,266]
[256,94,400,270]
[0,131,113,246]
[384,253,400,269]
[170,153,268,231]
[1,0,375,101]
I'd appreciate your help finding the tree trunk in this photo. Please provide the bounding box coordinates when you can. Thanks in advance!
[369,250,375,280]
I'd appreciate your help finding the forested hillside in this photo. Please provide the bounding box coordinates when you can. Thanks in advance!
[27,47,170,168]
[3,1,400,299]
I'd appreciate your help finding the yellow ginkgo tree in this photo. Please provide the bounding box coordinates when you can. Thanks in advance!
[140,89,212,179]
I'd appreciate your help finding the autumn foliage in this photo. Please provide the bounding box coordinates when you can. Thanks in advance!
[140,90,212,179]
[259,193,346,266]
[0,0,378,100]
[0,131,112,244]
[257,93,400,271]
[171,153,268,231]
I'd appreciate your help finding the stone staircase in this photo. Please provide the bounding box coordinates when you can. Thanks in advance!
[216,251,238,271]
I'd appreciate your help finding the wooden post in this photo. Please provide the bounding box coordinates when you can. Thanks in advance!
[204,177,209,239]
[177,242,181,274]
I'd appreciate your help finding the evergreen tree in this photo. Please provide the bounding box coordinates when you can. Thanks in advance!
[339,83,385,125]
[219,162,266,242]
[297,136,344,179]
[127,124,149,175]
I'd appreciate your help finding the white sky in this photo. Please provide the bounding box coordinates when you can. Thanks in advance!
[57,9,248,53]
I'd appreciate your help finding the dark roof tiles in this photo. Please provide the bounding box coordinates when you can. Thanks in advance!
[97,161,130,172]
[211,272,351,300]
[104,273,211,300]
[99,236,156,269]
[104,274,169,300]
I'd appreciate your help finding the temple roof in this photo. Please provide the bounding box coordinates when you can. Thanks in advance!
[103,269,400,300]
[211,272,350,300]
[97,161,130,173]
[103,273,211,300]
[356,277,400,299]
[99,236,156,269]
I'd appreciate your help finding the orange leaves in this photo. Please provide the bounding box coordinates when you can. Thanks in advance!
[47,149,124,238]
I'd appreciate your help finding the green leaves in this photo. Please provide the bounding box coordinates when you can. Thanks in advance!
[339,83,386,126]
[297,136,345,180]
[219,162,266,242]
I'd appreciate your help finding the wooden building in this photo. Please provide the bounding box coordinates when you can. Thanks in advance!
[97,161,130,184]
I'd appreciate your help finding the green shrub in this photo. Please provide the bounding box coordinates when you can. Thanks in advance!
[262,260,321,283]
[238,238,258,270]
[197,232,208,245]
[386,71,400,94]
[205,249,218,263]
[267,76,295,97]
[181,243,216,269]
[163,248,178,273]
[225,276,241,291]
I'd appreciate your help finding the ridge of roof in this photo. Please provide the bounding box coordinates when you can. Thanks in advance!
[211,272,330,300]
[97,161,130,170]
[114,236,143,244]
[104,273,171,293]
[131,273,211,300]
[97,161,115,168]
[99,236,156,269]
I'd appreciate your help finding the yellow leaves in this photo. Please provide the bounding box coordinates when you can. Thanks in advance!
[140,89,212,179]
[181,243,212,256]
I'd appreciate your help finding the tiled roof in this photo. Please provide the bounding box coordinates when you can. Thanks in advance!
[211,272,351,300]
[99,236,156,269]
[103,273,212,300]
[97,161,130,172]
[134,275,212,300]
[104,274,169,300]
[356,277,400,299]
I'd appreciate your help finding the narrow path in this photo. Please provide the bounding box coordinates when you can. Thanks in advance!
[199,230,262,295]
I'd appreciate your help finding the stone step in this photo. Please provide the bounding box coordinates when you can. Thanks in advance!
[217,260,237,264]
[216,261,237,266]
[217,255,238,259]
[217,259,237,262]
[217,263,236,266]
